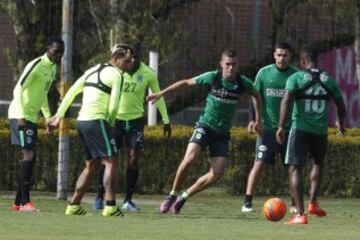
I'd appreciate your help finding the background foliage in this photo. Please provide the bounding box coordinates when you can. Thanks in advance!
[0,121,359,197]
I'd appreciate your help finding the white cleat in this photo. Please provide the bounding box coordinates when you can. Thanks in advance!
[241,204,254,213]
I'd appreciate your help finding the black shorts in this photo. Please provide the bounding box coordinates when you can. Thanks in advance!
[255,129,288,165]
[114,117,144,150]
[9,119,38,150]
[285,128,328,166]
[77,120,118,160]
[189,123,230,158]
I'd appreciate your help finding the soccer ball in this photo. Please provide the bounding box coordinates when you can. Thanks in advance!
[263,198,287,221]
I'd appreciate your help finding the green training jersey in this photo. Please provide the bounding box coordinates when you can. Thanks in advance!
[116,62,169,123]
[286,69,343,135]
[195,70,257,132]
[254,64,298,130]
[56,63,123,126]
[8,54,57,123]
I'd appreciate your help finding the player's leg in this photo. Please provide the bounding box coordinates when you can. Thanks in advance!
[10,119,38,212]
[122,117,144,211]
[279,131,297,214]
[308,133,327,217]
[243,130,277,212]
[94,119,125,209]
[171,127,230,214]
[102,157,123,217]
[70,159,99,205]
[284,129,308,224]
[160,142,202,213]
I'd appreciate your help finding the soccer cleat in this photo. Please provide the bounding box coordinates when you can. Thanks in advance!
[93,197,104,210]
[102,206,124,217]
[122,201,140,212]
[65,205,87,216]
[289,206,299,214]
[160,194,177,213]
[171,196,186,214]
[241,202,254,213]
[285,214,308,225]
[308,202,327,217]
[19,202,38,212]
[11,204,21,211]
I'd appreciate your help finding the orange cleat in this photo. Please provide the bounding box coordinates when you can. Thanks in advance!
[11,204,20,211]
[308,202,327,217]
[285,214,308,225]
[19,202,38,212]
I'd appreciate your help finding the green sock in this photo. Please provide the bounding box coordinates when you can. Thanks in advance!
[181,191,189,200]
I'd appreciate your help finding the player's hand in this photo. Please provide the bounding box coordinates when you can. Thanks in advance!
[276,126,285,144]
[247,121,256,133]
[146,93,162,103]
[18,118,26,127]
[335,121,345,137]
[253,121,263,136]
[48,115,61,128]
[45,118,53,135]
[163,123,172,138]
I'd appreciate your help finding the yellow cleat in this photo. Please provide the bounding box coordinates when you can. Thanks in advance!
[102,205,124,217]
[65,204,87,216]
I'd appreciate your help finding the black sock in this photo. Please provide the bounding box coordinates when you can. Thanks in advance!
[14,161,22,205]
[124,168,139,202]
[21,160,34,205]
[106,200,116,206]
[244,194,253,205]
[97,167,105,199]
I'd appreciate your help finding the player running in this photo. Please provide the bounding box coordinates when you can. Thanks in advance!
[147,49,262,215]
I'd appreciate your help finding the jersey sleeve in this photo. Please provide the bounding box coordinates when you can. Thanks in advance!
[254,70,263,92]
[194,71,217,86]
[285,73,299,92]
[40,95,52,119]
[13,60,41,117]
[107,72,122,126]
[323,73,343,100]
[56,74,86,118]
[148,71,170,124]
[241,75,257,96]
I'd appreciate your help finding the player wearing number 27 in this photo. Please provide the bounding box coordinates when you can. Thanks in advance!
[276,47,346,224]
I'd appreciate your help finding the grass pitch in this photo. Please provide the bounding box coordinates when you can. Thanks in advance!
[0,190,359,240]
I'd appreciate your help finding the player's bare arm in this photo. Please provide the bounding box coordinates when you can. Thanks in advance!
[146,78,196,103]
[333,97,346,136]
[251,92,263,135]
[276,90,293,144]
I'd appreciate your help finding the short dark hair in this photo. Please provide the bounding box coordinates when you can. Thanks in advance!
[45,37,64,50]
[110,43,134,59]
[274,41,293,51]
[300,47,318,63]
[221,49,237,58]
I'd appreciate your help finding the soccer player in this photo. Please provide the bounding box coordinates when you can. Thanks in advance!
[8,37,64,212]
[94,44,171,211]
[242,42,298,212]
[276,47,346,224]
[49,44,134,217]
[147,49,263,214]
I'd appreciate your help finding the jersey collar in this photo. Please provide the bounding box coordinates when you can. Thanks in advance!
[42,53,56,67]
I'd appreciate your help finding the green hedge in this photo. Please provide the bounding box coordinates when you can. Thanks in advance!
[0,120,359,197]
